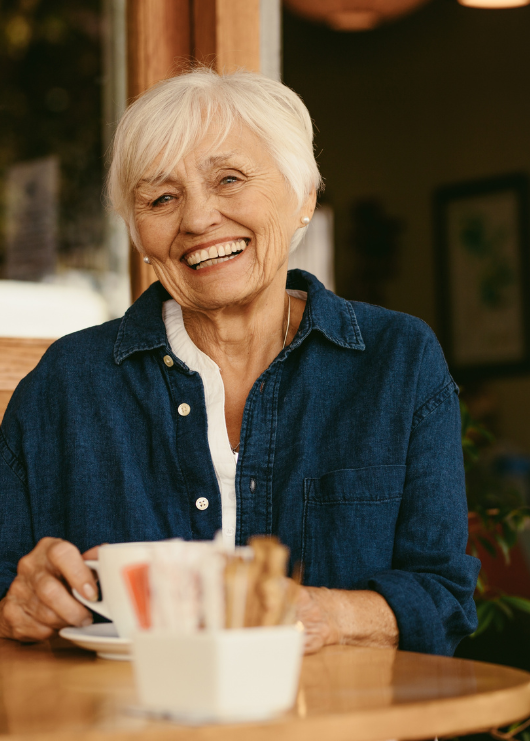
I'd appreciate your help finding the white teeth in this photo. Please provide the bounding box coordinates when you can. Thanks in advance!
[186,238,248,268]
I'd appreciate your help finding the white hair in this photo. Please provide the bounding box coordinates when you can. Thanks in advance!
[107,67,323,252]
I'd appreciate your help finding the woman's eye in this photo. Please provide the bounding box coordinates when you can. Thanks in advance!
[220,175,239,185]
[152,194,174,207]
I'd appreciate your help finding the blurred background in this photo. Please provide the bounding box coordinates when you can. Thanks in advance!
[0,0,129,338]
[3,0,530,678]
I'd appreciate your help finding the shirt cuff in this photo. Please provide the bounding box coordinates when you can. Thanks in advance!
[366,569,477,656]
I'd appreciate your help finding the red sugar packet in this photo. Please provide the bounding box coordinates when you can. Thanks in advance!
[122,563,151,630]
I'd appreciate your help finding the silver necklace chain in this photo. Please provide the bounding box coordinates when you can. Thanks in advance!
[230,293,291,454]
[282,292,291,353]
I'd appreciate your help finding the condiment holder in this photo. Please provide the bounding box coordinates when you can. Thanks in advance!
[132,624,304,722]
[117,535,304,723]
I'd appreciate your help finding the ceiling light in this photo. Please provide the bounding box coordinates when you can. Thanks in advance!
[284,0,432,30]
[327,11,380,29]
[458,0,529,7]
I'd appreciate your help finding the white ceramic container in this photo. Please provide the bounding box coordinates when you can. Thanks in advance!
[132,625,305,722]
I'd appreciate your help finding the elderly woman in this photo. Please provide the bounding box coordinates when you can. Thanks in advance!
[0,69,479,653]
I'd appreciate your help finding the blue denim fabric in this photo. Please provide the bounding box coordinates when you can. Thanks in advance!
[0,270,479,654]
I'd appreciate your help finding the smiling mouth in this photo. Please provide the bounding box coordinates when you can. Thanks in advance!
[184,238,249,270]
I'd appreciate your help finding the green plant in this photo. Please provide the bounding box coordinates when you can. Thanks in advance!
[462,401,530,636]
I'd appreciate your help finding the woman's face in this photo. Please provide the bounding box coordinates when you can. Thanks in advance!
[134,123,315,312]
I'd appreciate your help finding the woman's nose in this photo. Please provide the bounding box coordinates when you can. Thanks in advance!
[180,190,222,235]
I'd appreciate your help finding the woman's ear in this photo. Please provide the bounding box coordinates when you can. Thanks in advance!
[303,188,317,220]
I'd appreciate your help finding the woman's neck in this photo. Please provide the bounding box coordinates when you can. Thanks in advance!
[181,277,302,378]
[180,273,306,449]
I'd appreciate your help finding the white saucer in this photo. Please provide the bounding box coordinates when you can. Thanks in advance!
[59,623,132,661]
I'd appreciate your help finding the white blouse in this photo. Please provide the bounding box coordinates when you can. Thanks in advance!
[162,290,307,551]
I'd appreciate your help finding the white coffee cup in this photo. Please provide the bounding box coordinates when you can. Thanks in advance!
[74,542,152,638]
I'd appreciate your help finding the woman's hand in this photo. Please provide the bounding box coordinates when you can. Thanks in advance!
[0,538,99,642]
[296,586,399,654]
[296,587,341,654]
[295,586,341,654]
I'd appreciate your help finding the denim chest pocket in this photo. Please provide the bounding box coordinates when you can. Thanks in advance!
[301,465,406,589]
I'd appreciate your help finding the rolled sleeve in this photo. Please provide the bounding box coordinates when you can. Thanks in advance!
[368,380,480,655]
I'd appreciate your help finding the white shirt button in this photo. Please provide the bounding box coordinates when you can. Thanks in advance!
[178,403,191,416]
[163,355,174,367]
[196,497,209,510]
[225,526,235,536]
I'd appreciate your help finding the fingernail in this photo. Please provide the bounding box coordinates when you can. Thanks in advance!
[83,583,97,601]
[81,617,93,627]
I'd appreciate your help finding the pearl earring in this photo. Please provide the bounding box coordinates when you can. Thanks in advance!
[143,256,150,264]
[301,217,310,225]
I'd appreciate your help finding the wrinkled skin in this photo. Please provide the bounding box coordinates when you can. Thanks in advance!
[296,586,399,654]
[134,122,315,316]
[0,539,98,641]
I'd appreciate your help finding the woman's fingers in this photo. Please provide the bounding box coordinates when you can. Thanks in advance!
[12,551,92,629]
[82,545,101,560]
[0,580,58,642]
[25,589,73,630]
[0,537,98,641]
[303,632,325,654]
[1,597,54,642]
[295,586,339,654]
[17,591,65,635]
[8,575,65,629]
[33,572,92,627]
[45,539,98,602]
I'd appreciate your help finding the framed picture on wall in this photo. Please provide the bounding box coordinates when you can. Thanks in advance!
[434,173,530,381]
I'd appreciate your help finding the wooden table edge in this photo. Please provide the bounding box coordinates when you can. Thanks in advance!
[4,674,530,741]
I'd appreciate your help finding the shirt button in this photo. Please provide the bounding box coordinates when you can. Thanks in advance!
[196,497,209,511]
[225,526,235,536]
[178,403,191,416]
[163,355,174,367]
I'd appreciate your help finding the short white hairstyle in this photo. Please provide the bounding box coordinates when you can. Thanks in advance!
[107,67,323,252]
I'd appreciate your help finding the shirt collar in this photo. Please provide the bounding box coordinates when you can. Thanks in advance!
[114,269,365,365]
[286,269,365,352]
[114,281,172,365]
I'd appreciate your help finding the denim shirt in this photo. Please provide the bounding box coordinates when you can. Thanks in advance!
[0,270,479,655]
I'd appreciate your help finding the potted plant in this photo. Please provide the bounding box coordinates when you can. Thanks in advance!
[462,401,530,636]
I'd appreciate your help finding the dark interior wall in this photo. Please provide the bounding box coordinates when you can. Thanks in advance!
[283,0,530,451]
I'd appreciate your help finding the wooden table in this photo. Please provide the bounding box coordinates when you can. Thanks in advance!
[0,637,529,741]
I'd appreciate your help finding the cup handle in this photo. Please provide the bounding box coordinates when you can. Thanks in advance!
[72,560,112,621]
